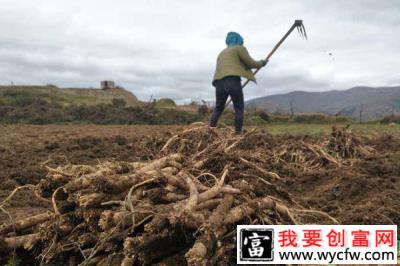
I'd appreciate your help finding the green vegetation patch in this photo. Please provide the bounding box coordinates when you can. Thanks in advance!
[155,98,177,108]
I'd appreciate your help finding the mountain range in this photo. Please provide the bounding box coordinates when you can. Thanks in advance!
[246,86,400,120]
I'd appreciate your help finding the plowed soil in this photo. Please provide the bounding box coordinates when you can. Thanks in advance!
[1,125,399,225]
[0,124,399,265]
[0,125,183,223]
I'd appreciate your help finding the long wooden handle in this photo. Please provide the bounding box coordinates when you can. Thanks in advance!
[225,22,299,106]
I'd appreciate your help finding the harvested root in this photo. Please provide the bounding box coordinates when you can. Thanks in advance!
[184,175,199,212]
[185,195,234,265]
[327,126,375,158]
[0,211,54,235]
[240,157,281,180]
[0,126,350,265]
[224,197,295,225]
[2,233,41,250]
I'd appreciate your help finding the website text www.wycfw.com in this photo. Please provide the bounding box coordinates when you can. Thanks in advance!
[279,248,395,263]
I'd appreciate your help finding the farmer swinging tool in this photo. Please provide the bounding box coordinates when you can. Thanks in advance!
[225,19,307,106]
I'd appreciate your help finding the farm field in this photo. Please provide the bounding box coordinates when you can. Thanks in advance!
[0,125,184,219]
[0,123,399,264]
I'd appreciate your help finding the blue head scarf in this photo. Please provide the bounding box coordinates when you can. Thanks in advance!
[225,32,244,47]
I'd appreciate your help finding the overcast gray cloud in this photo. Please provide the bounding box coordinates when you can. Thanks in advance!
[0,0,399,103]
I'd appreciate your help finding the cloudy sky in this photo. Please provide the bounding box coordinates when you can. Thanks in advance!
[0,0,399,103]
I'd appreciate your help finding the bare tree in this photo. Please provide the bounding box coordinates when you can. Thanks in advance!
[289,100,295,117]
[359,104,364,123]
[145,95,156,109]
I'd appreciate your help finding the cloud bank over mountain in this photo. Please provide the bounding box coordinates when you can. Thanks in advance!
[0,0,399,103]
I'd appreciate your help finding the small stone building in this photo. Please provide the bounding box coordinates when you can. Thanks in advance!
[101,80,115,90]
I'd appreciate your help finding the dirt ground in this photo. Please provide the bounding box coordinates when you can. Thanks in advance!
[1,124,399,225]
[0,125,183,223]
[0,124,399,264]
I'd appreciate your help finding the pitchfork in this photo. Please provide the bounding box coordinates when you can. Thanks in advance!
[225,20,307,106]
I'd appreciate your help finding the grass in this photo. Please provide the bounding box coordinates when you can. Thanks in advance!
[61,94,98,105]
[255,123,400,137]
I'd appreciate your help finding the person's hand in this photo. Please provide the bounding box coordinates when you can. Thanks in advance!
[260,59,268,67]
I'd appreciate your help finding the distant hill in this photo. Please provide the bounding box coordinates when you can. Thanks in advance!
[246,86,400,121]
[0,85,140,106]
[0,85,203,124]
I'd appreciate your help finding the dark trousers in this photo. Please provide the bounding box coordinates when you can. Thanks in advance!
[209,76,244,132]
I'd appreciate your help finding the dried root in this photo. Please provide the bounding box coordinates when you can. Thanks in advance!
[1,125,354,265]
[326,126,375,158]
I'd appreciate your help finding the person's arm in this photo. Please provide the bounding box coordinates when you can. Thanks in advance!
[237,46,267,69]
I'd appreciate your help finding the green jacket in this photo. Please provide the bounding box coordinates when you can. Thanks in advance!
[213,45,264,83]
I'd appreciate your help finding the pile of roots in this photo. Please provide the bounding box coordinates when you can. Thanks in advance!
[326,126,375,159]
[0,124,374,265]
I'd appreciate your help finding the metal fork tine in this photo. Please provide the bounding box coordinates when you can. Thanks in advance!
[297,26,303,38]
[297,24,307,39]
[302,25,308,39]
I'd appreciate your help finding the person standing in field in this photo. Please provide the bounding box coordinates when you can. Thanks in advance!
[210,32,267,134]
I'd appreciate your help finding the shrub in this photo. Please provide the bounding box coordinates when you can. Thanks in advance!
[112,98,127,107]
[380,115,400,124]
[256,109,270,122]
[197,105,209,116]
[293,114,327,123]
[156,98,176,107]
[3,90,36,107]
[245,114,268,125]
[271,115,290,123]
